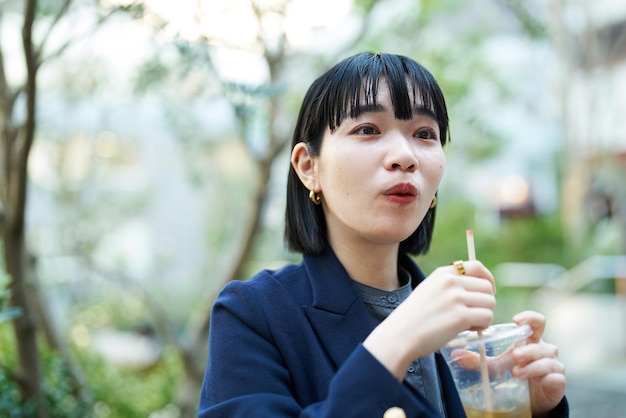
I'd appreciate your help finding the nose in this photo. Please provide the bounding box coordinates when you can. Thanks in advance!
[384,132,418,172]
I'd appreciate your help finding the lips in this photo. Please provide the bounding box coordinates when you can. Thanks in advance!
[383,183,418,205]
[384,183,418,197]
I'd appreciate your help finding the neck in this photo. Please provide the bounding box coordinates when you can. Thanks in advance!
[329,239,401,291]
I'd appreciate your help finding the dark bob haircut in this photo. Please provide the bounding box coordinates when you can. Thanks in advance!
[284,52,450,256]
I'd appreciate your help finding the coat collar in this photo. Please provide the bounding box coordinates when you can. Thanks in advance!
[303,246,362,314]
[302,246,426,312]
[301,246,425,369]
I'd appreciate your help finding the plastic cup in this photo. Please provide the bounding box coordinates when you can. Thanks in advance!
[440,323,533,418]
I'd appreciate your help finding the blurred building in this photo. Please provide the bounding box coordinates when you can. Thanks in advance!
[554,0,626,254]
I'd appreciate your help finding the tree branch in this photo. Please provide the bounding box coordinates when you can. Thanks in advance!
[12,0,39,237]
[36,0,73,60]
[0,38,9,99]
[0,40,12,207]
[74,247,181,352]
[188,18,284,352]
[188,157,272,353]
[39,1,139,67]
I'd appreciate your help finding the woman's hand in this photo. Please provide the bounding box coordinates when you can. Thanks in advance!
[511,311,567,415]
[363,260,496,380]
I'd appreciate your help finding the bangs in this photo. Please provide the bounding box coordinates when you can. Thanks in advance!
[322,53,448,143]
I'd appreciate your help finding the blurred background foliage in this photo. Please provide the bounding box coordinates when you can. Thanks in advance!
[0,0,625,416]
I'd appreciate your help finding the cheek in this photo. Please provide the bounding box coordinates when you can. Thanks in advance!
[422,151,445,184]
[435,161,445,183]
[320,151,369,191]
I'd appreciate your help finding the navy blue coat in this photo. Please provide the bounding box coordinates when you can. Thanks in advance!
[198,248,568,417]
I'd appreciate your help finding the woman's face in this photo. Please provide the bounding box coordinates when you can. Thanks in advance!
[314,79,445,250]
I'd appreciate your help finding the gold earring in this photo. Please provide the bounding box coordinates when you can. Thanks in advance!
[309,190,321,205]
[429,196,437,209]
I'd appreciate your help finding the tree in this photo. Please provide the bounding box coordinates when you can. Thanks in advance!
[0,0,140,414]
[1,1,60,412]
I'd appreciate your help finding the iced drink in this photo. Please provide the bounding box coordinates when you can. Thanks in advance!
[440,323,532,418]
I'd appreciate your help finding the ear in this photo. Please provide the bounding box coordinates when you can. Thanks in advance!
[291,142,319,191]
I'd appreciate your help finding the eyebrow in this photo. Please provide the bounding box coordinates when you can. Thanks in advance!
[353,103,386,115]
[350,103,438,122]
[413,106,438,121]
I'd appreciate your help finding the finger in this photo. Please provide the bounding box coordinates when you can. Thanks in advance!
[445,305,494,333]
[513,341,559,366]
[450,349,483,371]
[512,357,566,380]
[534,370,567,387]
[512,311,546,343]
[531,370,567,393]
[447,260,496,292]
[462,292,497,310]
[463,260,496,294]
[456,276,497,296]
[528,372,567,415]
[450,348,515,373]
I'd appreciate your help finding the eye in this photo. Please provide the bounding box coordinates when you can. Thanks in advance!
[352,124,380,135]
[415,128,438,140]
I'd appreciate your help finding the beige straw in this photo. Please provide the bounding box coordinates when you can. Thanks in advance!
[466,229,493,410]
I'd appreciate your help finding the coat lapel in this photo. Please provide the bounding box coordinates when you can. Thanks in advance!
[302,248,375,369]
[300,249,428,372]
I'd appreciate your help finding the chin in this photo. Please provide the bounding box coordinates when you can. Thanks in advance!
[370,231,415,246]
[368,220,419,244]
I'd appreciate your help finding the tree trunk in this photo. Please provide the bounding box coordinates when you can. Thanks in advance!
[175,159,274,417]
[1,0,48,415]
[4,230,46,415]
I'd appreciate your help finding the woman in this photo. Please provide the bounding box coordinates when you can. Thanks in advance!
[198,52,568,417]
